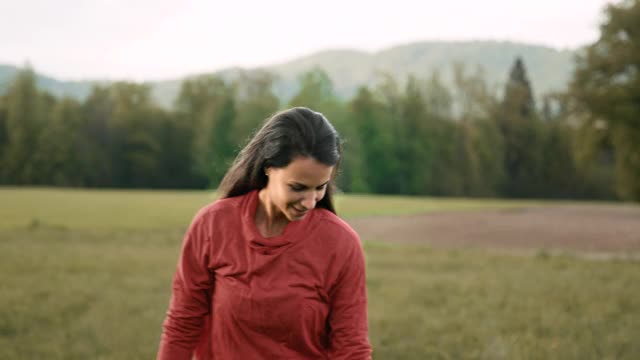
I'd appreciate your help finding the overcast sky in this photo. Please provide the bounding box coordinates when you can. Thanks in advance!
[0,0,616,81]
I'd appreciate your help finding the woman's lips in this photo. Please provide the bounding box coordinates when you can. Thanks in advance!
[292,205,307,215]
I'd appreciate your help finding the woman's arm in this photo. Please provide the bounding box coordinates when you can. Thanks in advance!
[157,209,214,360]
[327,235,372,359]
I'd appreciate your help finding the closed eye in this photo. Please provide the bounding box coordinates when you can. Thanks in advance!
[289,182,328,192]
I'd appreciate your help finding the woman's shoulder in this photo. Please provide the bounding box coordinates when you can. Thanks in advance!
[192,192,251,223]
[211,193,247,210]
[313,208,360,244]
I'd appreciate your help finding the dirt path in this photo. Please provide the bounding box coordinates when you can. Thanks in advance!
[346,204,640,253]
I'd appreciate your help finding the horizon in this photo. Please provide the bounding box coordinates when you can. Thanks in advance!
[2,39,577,83]
[0,0,615,81]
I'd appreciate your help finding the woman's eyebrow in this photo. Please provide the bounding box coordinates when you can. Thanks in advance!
[291,181,330,188]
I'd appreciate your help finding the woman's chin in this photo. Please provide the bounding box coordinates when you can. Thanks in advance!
[288,209,308,221]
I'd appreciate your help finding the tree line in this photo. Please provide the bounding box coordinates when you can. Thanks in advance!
[0,1,637,201]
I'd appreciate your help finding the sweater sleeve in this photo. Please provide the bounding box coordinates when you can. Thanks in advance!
[327,233,372,360]
[157,209,214,360]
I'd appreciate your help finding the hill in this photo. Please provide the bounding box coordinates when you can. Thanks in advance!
[0,41,576,108]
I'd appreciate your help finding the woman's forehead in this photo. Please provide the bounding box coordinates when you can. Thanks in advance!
[279,157,333,182]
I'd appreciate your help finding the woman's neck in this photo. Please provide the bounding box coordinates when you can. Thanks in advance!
[256,189,289,237]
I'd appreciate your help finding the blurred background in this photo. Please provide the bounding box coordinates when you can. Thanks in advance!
[1,0,639,359]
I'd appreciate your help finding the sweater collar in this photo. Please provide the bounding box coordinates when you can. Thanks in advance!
[242,189,313,254]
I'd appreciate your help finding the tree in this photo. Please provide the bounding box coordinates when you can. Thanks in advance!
[109,82,163,187]
[33,98,84,186]
[450,64,505,196]
[288,68,337,110]
[154,111,196,188]
[232,70,280,146]
[399,75,436,195]
[0,96,8,182]
[348,86,399,193]
[498,57,545,197]
[571,0,640,200]
[288,68,351,190]
[207,92,236,186]
[1,67,45,184]
[177,75,238,187]
[80,86,116,187]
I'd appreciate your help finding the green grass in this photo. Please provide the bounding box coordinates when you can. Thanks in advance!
[334,193,552,218]
[1,228,638,359]
[0,187,217,230]
[0,228,180,359]
[365,242,640,359]
[1,188,638,359]
[1,187,562,230]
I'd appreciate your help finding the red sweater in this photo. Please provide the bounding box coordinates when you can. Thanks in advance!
[157,190,371,359]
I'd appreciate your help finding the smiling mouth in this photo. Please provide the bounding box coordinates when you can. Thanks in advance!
[292,206,307,214]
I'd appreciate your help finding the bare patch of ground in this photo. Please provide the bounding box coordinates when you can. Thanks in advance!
[347,204,640,254]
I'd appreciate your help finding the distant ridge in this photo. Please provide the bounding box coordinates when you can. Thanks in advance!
[0,40,576,108]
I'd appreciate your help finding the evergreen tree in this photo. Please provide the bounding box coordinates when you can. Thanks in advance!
[504,58,535,118]
[498,57,544,197]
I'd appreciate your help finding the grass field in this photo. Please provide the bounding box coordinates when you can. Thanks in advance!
[0,187,548,230]
[1,187,638,359]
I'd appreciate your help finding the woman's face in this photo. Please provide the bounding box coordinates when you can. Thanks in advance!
[265,156,334,221]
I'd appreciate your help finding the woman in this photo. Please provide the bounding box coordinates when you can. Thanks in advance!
[157,107,372,359]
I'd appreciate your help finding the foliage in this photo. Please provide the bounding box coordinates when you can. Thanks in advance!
[570,0,640,200]
[0,55,622,200]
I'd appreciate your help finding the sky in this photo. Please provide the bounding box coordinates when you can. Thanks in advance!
[0,0,617,81]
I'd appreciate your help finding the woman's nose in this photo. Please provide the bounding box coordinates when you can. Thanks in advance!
[300,192,317,210]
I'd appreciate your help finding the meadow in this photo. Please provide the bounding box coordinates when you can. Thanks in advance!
[1,188,638,359]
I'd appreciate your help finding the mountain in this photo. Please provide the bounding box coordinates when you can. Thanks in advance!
[264,41,576,101]
[0,64,107,101]
[0,41,577,108]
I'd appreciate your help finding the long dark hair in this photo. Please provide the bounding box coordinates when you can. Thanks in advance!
[217,107,341,214]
